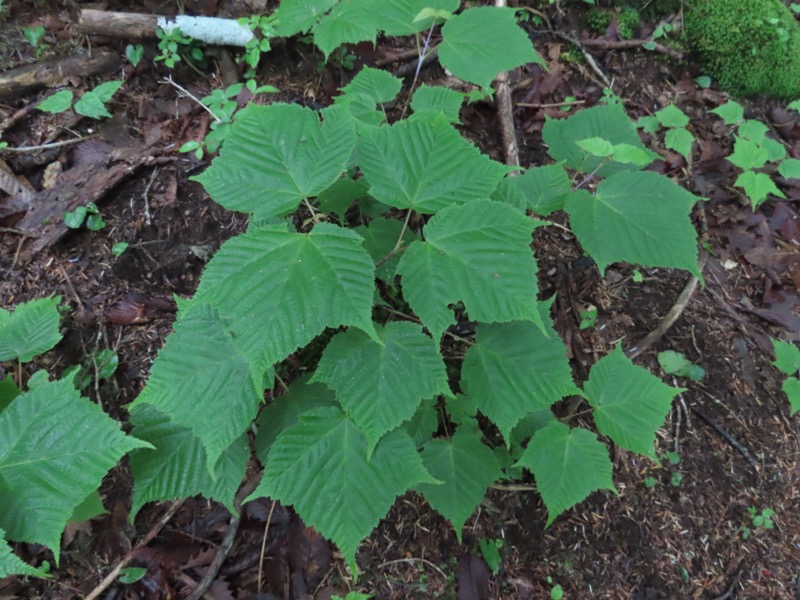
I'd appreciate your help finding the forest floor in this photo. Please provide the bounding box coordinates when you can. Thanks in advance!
[1,1,800,599]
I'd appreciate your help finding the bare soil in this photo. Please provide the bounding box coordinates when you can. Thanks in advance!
[1,1,799,599]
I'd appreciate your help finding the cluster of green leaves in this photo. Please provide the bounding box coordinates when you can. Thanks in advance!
[2,1,709,581]
[638,104,695,162]
[63,201,105,231]
[37,81,124,120]
[710,100,800,207]
[238,14,278,77]
[685,0,800,99]
[0,298,148,577]
[772,338,800,416]
[155,26,201,69]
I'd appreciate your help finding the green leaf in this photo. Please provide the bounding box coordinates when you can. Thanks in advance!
[402,399,438,448]
[311,322,449,450]
[664,127,694,161]
[611,143,656,166]
[0,378,149,562]
[340,66,402,105]
[516,421,615,526]
[772,338,800,375]
[129,404,249,519]
[192,223,378,369]
[761,137,786,163]
[354,218,417,281]
[416,427,502,540]
[657,350,705,381]
[0,527,49,578]
[357,113,508,213]
[313,0,381,58]
[492,165,571,215]
[738,120,768,143]
[396,200,545,342]
[374,0,458,35]
[0,377,20,413]
[710,101,744,125]
[438,7,545,89]
[410,84,464,123]
[74,82,123,119]
[273,0,337,36]
[728,137,769,170]
[637,115,660,134]
[782,377,800,416]
[317,177,369,221]
[132,303,263,473]
[0,297,62,362]
[461,319,580,443]
[655,104,689,128]
[735,171,785,208]
[565,171,701,278]
[576,137,615,157]
[778,158,800,180]
[69,490,107,523]
[543,104,655,176]
[584,346,681,457]
[91,80,124,103]
[254,376,336,462]
[194,103,357,217]
[37,90,73,114]
[249,407,436,573]
[789,99,800,112]
[118,566,148,584]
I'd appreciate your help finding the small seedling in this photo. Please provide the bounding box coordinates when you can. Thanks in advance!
[658,350,705,381]
[547,577,564,599]
[644,476,657,488]
[118,567,147,584]
[560,96,578,112]
[578,306,598,330]
[771,338,800,416]
[740,507,775,539]
[125,43,144,67]
[23,25,47,57]
[479,538,503,573]
[64,202,105,231]
[111,242,129,258]
[155,26,195,68]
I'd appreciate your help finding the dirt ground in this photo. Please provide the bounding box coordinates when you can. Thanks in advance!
[1,1,800,599]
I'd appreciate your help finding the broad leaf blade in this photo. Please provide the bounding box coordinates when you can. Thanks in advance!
[129,404,249,519]
[397,200,544,341]
[193,223,378,369]
[0,528,49,578]
[274,0,337,36]
[310,322,450,450]
[373,0,459,35]
[194,103,356,217]
[340,66,402,105]
[516,421,615,526]
[354,218,418,281]
[492,165,571,215]
[132,303,263,473]
[410,84,464,123]
[312,0,381,57]
[782,377,800,416]
[462,318,580,443]
[543,104,653,176]
[0,379,149,562]
[585,346,681,458]
[358,113,508,213]
[438,7,545,89]
[0,297,62,362]
[416,427,501,541]
[249,407,436,574]
[565,171,701,278]
[772,338,800,375]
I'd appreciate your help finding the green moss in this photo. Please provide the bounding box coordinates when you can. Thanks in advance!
[617,7,639,40]
[686,0,800,99]
[587,8,613,34]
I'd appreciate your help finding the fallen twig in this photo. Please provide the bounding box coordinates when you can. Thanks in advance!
[580,37,684,61]
[690,405,759,474]
[552,31,612,88]
[84,499,185,600]
[0,136,94,154]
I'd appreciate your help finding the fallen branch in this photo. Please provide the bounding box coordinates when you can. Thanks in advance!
[552,31,612,88]
[0,136,94,154]
[84,500,185,600]
[580,37,684,61]
[494,0,520,173]
[75,9,253,47]
[690,405,759,473]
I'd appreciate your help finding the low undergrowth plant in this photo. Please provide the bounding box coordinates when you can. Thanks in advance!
[2,0,713,580]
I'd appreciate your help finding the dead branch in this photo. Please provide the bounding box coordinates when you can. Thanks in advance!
[494,0,520,173]
[0,50,119,102]
[580,37,684,61]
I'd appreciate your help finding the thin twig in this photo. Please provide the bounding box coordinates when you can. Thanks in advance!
[141,168,158,227]
[377,557,448,579]
[186,478,260,600]
[400,21,437,119]
[690,405,759,474]
[84,500,186,600]
[256,500,277,592]
[162,76,221,124]
[494,0,520,173]
[490,483,537,492]
[579,37,684,61]
[552,31,612,88]
[0,136,94,153]
[517,100,587,109]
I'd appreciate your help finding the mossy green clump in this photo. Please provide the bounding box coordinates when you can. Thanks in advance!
[587,8,613,34]
[686,0,800,99]
[617,7,639,40]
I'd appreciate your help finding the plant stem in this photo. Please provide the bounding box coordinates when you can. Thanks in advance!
[400,21,437,119]
[375,209,412,268]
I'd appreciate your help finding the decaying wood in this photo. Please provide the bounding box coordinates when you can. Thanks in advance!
[75,9,253,46]
[0,49,118,102]
[494,0,520,173]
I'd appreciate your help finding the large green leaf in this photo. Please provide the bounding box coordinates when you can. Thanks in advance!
[129,404,249,519]
[310,321,450,450]
[565,171,701,278]
[373,0,459,36]
[396,200,545,341]
[416,427,501,541]
[543,104,653,177]
[492,165,571,215]
[132,303,263,473]
[772,338,800,375]
[516,421,615,526]
[249,407,436,574]
[0,297,62,362]
[0,378,149,562]
[354,218,418,282]
[194,103,356,217]
[254,376,336,461]
[357,113,508,213]
[410,84,464,124]
[438,7,545,89]
[0,527,49,578]
[584,346,681,458]
[339,66,402,105]
[192,222,378,369]
[312,0,381,57]
[461,318,581,443]
[273,0,337,36]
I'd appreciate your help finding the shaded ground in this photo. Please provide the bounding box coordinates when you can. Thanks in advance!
[1,0,800,598]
